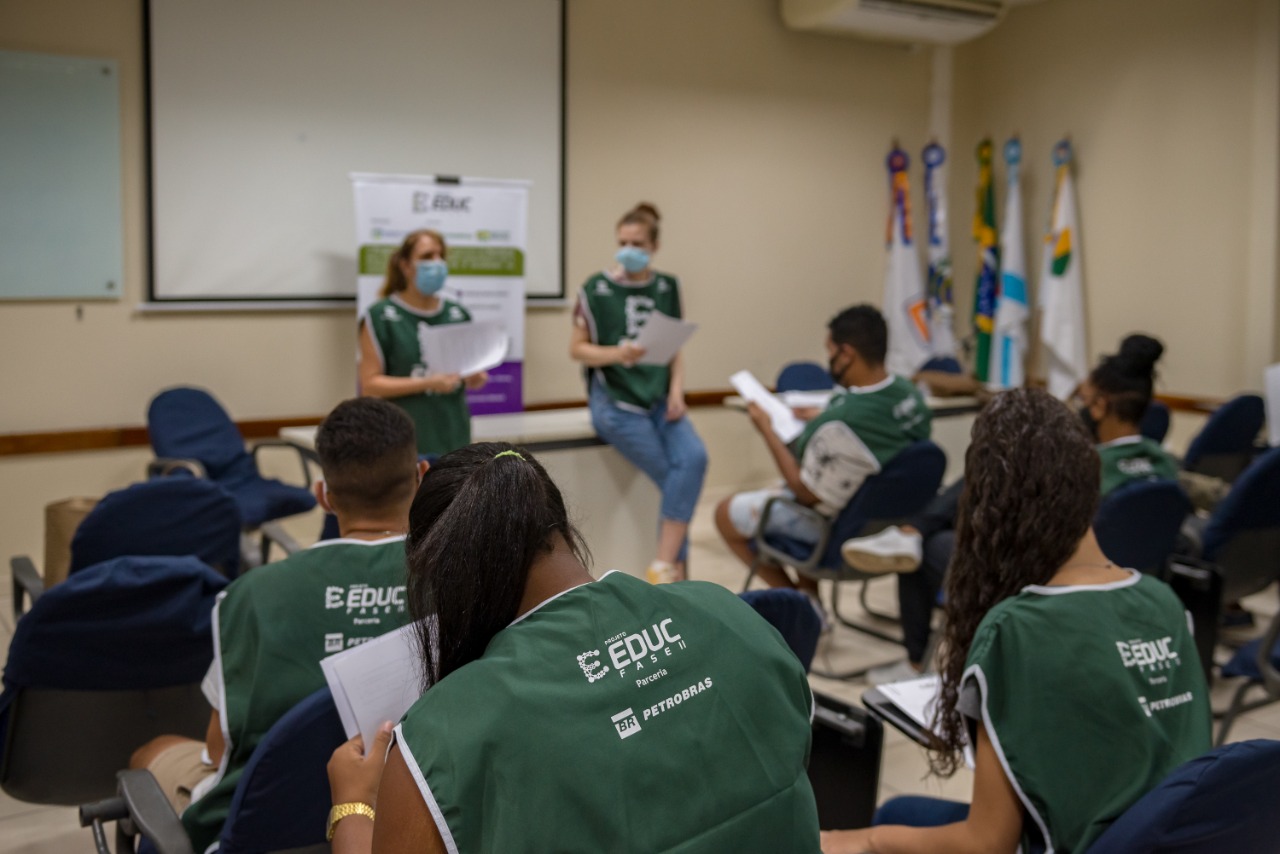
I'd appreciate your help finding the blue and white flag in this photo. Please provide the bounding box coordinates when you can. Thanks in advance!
[922,142,957,360]
[989,137,1028,388]
[882,146,931,378]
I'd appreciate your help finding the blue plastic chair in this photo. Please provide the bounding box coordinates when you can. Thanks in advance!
[1198,446,1280,603]
[740,589,821,672]
[1139,400,1171,444]
[70,478,242,577]
[0,556,226,805]
[1183,394,1265,482]
[147,387,316,529]
[775,361,833,393]
[218,687,346,854]
[1093,480,1192,578]
[1086,739,1280,853]
[747,441,947,676]
[919,356,963,375]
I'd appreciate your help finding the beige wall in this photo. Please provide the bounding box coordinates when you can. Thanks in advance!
[949,0,1280,397]
[0,0,929,560]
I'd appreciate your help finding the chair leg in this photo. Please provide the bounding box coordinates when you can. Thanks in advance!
[829,581,905,645]
[742,556,761,593]
[859,579,901,624]
[1215,680,1255,746]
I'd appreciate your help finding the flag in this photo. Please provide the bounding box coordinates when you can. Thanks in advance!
[922,142,957,359]
[1039,139,1088,400]
[989,137,1029,388]
[971,139,1000,383]
[882,145,931,378]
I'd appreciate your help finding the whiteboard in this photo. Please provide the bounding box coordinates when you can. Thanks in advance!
[146,0,564,303]
[0,50,123,301]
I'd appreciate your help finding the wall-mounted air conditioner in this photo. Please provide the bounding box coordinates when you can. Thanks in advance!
[781,0,1007,45]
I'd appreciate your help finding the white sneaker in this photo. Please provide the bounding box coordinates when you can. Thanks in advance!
[841,526,923,574]
[646,560,678,585]
[868,659,929,687]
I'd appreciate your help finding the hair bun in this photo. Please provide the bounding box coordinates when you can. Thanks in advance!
[1117,334,1164,377]
[630,202,660,222]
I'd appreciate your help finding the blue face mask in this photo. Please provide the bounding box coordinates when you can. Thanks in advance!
[615,246,651,274]
[414,260,448,295]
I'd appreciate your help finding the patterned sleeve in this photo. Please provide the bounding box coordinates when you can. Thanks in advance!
[798,420,881,514]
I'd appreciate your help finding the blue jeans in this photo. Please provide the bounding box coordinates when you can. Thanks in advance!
[588,383,708,560]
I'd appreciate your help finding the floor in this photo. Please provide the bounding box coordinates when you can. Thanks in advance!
[3,485,1279,853]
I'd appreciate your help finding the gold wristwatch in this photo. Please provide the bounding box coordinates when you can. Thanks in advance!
[327,802,376,840]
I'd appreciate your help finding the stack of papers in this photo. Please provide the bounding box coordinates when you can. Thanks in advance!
[419,321,509,376]
[631,312,698,366]
[320,622,430,754]
[729,370,805,442]
[877,675,974,768]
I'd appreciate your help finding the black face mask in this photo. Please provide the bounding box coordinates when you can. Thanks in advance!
[828,355,849,385]
[1078,405,1100,442]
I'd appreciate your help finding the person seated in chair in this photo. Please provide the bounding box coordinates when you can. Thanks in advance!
[129,398,425,853]
[714,304,932,616]
[822,389,1210,854]
[847,334,1180,684]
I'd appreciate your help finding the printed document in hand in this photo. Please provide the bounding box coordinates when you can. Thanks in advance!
[420,321,509,377]
[320,622,430,755]
[632,312,698,366]
[879,675,975,769]
[729,370,805,443]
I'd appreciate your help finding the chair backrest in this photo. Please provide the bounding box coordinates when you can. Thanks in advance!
[1139,400,1171,444]
[823,441,948,569]
[775,361,832,393]
[739,589,821,672]
[70,478,242,576]
[1200,446,1280,600]
[1093,480,1192,577]
[1183,394,1265,481]
[219,688,347,854]
[0,556,226,805]
[148,387,253,481]
[1086,739,1280,853]
[919,356,963,375]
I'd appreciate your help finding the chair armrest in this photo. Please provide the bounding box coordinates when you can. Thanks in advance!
[1259,607,1280,697]
[251,439,315,488]
[260,520,302,561]
[754,496,833,573]
[117,769,194,854]
[10,555,45,620]
[147,457,207,479]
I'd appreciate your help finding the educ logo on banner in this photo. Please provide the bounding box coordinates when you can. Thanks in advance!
[412,191,471,213]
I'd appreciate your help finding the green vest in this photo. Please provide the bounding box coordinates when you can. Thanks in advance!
[182,539,411,853]
[961,572,1211,853]
[1097,436,1180,497]
[397,572,819,853]
[363,296,473,456]
[577,271,683,410]
[792,376,932,463]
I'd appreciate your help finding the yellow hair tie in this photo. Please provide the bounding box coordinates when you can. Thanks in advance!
[493,450,525,461]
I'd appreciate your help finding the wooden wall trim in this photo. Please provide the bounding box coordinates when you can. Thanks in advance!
[0,389,1218,458]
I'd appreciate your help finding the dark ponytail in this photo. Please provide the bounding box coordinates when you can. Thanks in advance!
[1088,333,1164,424]
[405,442,589,686]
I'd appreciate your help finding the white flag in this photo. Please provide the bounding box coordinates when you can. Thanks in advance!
[989,138,1029,389]
[883,147,931,379]
[923,143,957,360]
[1039,140,1088,400]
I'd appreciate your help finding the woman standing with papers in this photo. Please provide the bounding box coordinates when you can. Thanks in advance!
[569,202,707,584]
[360,229,488,457]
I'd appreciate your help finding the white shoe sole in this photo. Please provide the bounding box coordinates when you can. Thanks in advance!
[841,545,921,574]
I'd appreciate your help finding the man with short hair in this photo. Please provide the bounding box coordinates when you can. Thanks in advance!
[130,398,425,853]
[715,305,931,608]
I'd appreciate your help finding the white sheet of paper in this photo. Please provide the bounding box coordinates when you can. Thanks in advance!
[878,675,975,769]
[779,389,834,410]
[729,370,805,443]
[1266,363,1280,446]
[420,321,509,377]
[632,312,698,366]
[320,622,429,754]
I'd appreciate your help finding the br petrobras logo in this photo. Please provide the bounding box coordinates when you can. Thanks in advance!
[611,708,641,740]
[577,649,609,683]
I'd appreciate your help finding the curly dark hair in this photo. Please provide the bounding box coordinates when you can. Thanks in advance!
[930,388,1101,776]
